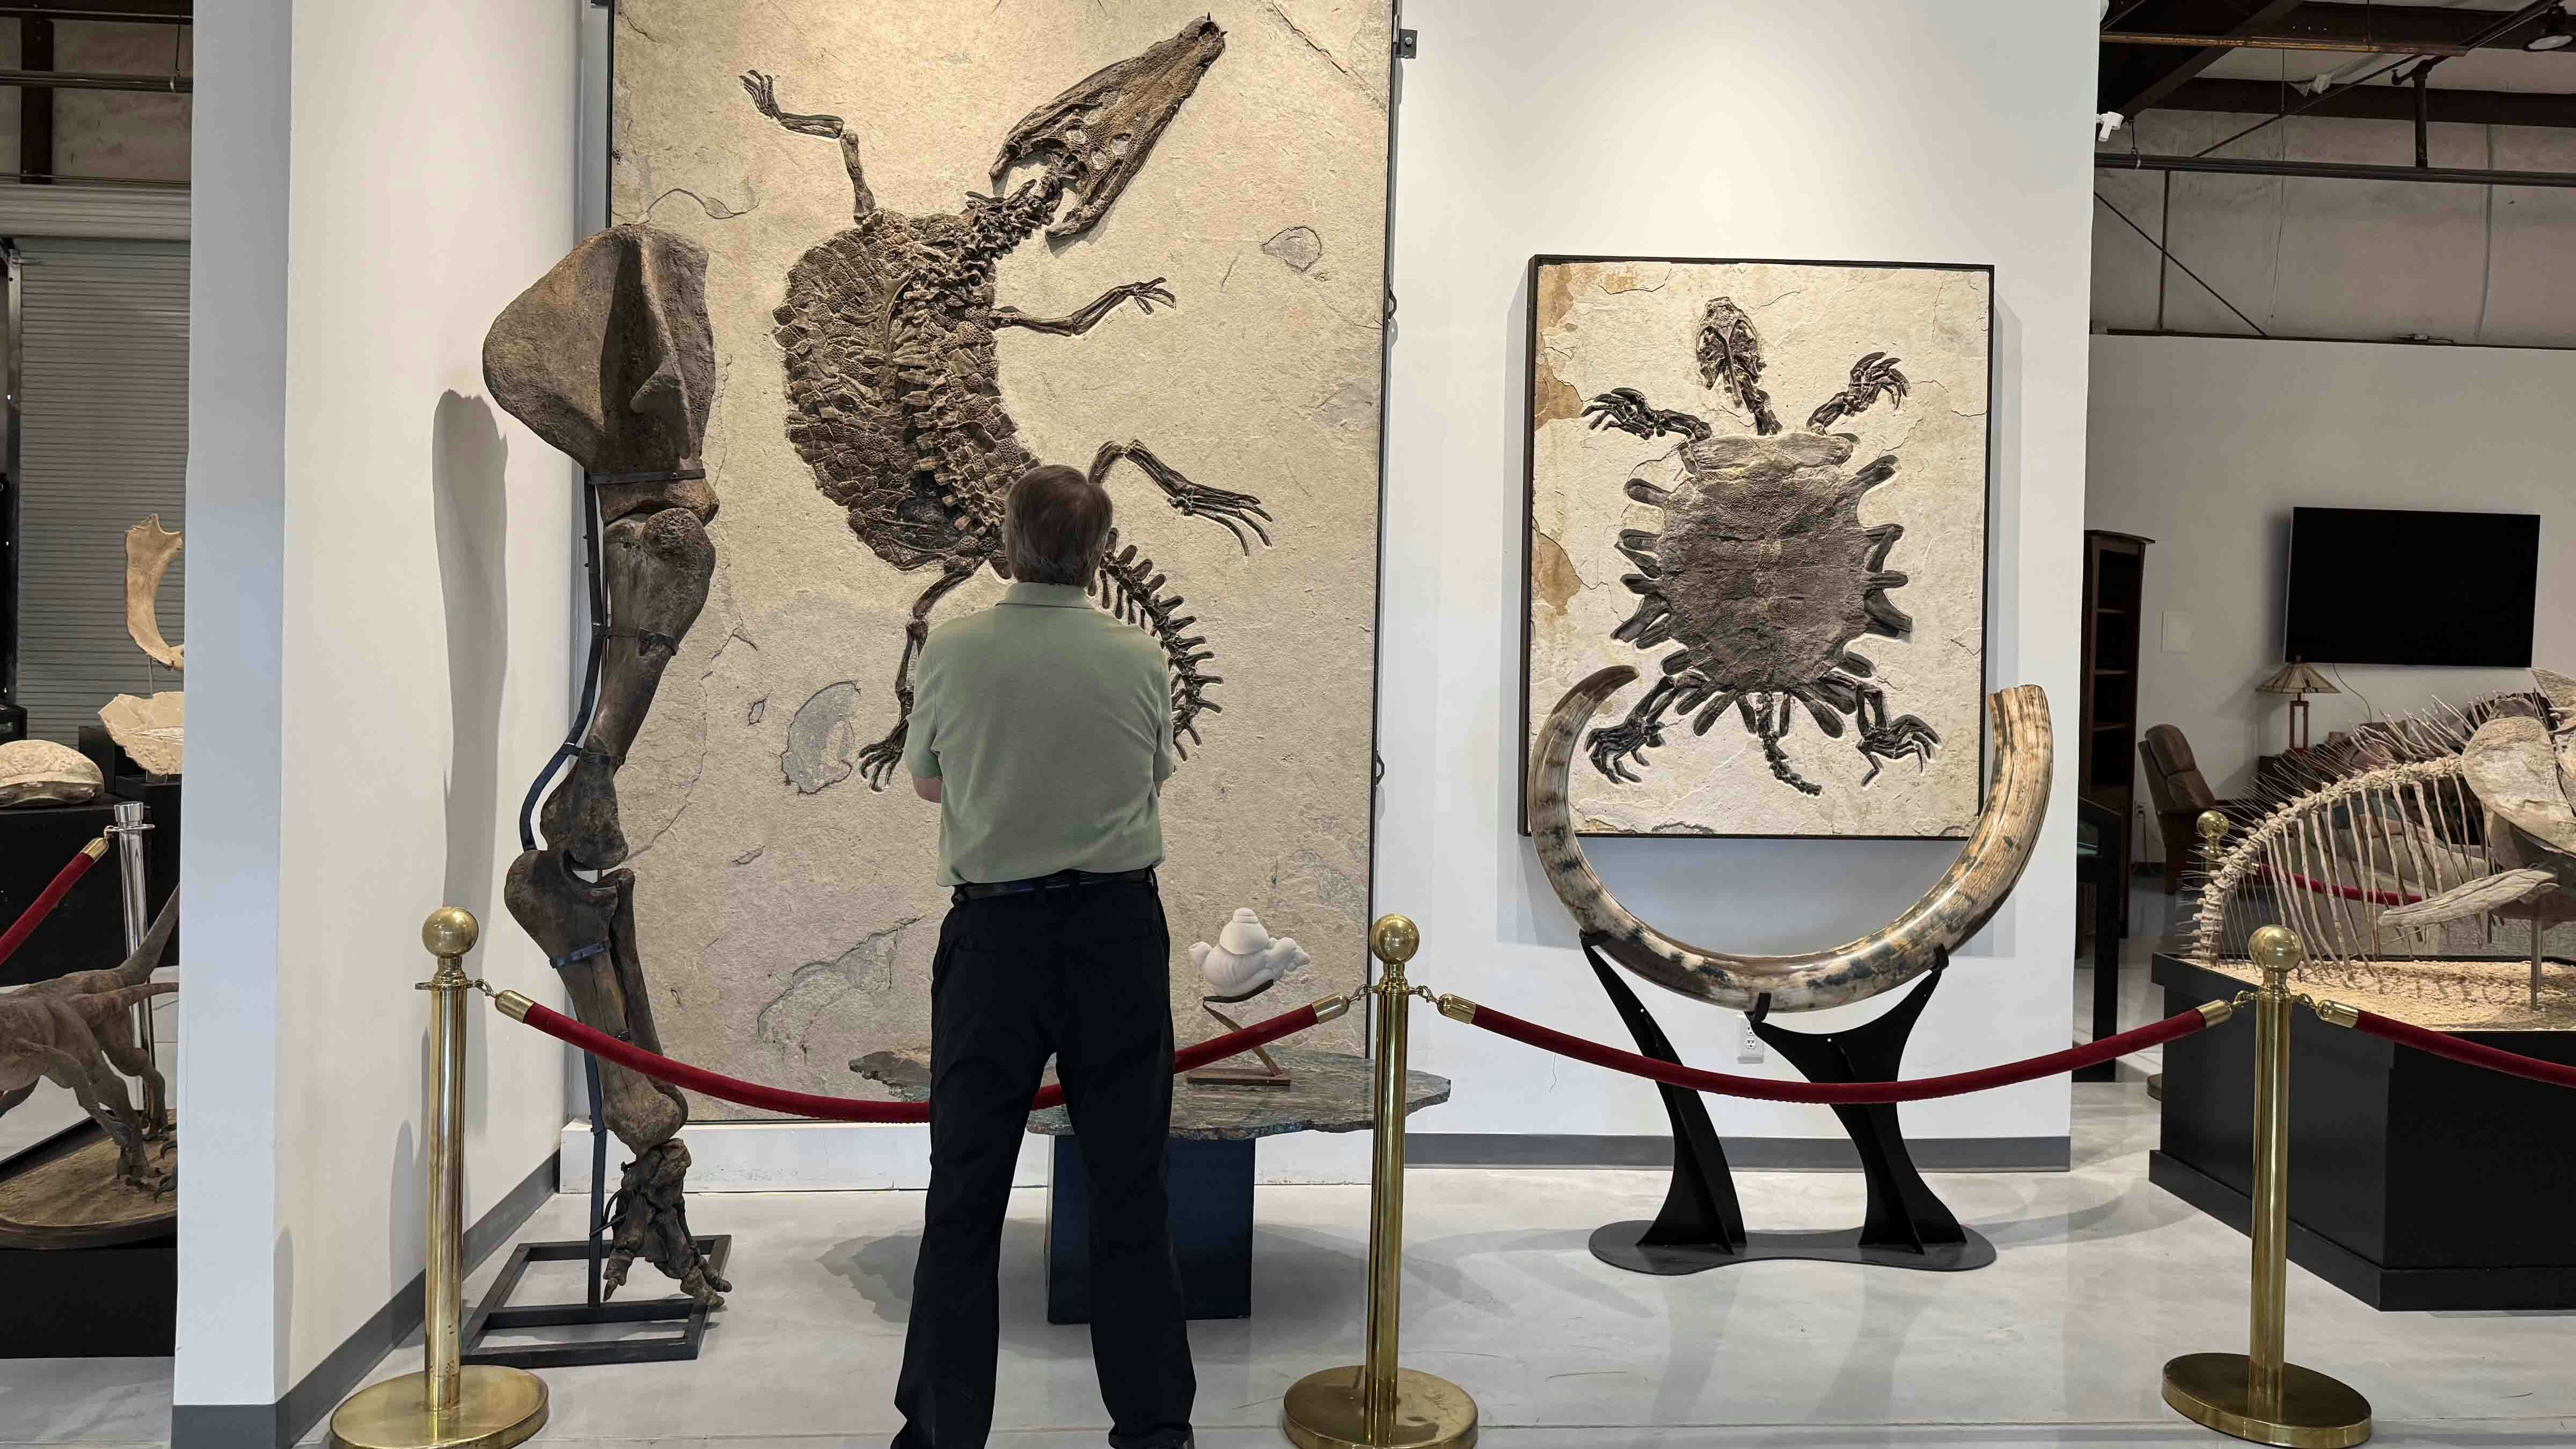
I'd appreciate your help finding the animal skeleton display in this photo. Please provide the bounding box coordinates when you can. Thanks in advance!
[481,19,1272,1306]
[743,16,1263,786]
[1527,669,2052,1012]
[0,895,176,1191]
[2190,671,2576,1012]
[1579,301,1938,796]
[486,223,729,1306]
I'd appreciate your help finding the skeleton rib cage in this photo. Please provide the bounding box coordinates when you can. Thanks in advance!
[2192,758,2500,983]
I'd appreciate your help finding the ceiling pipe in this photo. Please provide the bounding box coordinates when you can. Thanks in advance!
[0,69,188,93]
[2099,152,2576,189]
[2107,31,2471,55]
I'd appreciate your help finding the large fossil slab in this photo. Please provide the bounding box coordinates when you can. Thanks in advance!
[1523,258,1992,839]
[611,1,1390,1111]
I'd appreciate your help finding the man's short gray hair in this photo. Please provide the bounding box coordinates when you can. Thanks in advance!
[1004,464,1114,586]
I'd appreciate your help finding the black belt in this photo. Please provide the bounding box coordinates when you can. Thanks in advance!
[952,866,1157,903]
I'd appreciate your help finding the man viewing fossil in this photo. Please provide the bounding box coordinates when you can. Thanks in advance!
[894,463,1195,1449]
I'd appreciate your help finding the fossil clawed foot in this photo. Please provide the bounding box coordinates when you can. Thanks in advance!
[1857,714,1939,786]
[855,727,908,792]
[1118,277,1176,314]
[1586,715,1665,785]
[1584,387,1702,442]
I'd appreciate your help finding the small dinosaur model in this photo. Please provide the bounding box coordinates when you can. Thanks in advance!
[11,893,179,1122]
[0,985,176,1190]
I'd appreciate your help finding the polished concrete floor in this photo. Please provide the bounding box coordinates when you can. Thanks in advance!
[10,885,2574,1447]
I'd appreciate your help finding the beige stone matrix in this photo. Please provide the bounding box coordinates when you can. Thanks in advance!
[611,1,1391,1112]
[1527,259,1991,839]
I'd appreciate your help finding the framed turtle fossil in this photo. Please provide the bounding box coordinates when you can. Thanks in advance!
[1521,255,1994,840]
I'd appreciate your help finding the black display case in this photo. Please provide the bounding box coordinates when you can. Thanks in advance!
[2150,952,2576,1310]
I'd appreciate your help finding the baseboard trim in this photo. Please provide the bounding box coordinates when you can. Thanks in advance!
[171,1150,558,1449]
[1407,1132,2071,1172]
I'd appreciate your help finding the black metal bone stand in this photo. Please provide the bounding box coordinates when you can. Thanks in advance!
[1586,941,1996,1275]
[464,470,721,1369]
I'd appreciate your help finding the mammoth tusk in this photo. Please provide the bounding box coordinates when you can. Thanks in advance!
[1527,667,2054,1013]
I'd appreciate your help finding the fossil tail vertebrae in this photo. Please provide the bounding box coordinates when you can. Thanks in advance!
[1528,667,2053,1012]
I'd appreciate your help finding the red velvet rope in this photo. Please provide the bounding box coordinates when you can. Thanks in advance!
[1452,1002,2215,1104]
[2343,1008,2576,1091]
[0,838,105,970]
[506,997,1327,1123]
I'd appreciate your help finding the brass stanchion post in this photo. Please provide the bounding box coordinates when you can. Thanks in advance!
[1282,915,1477,1449]
[331,909,550,1449]
[2162,924,2370,1448]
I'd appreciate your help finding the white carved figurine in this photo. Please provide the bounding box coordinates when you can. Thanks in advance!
[1190,908,1309,1001]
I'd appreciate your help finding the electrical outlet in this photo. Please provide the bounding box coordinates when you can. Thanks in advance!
[1737,1016,1765,1065]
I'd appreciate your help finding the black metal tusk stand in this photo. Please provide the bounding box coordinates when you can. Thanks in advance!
[1583,939,1996,1275]
[462,473,726,1369]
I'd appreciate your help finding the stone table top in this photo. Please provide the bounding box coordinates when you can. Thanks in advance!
[849,1044,1451,1142]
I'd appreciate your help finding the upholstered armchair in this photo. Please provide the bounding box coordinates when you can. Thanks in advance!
[2138,724,2243,894]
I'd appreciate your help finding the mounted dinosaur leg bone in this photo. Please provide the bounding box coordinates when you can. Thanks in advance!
[539,505,716,867]
[1531,667,2053,1012]
[485,223,723,1304]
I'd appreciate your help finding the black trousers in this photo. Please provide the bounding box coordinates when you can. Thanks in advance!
[891,881,1195,1449]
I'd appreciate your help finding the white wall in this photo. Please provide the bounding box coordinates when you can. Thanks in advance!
[179,0,579,1417]
[2087,333,2576,812]
[2096,110,2576,345]
[174,0,288,1414]
[1378,0,2098,1150]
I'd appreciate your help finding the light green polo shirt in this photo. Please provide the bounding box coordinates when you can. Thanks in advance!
[902,581,1175,886]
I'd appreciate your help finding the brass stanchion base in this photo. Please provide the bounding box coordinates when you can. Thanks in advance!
[329,1366,550,1449]
[1282,1366,1478,1449]
[2163,1352,2370,1448]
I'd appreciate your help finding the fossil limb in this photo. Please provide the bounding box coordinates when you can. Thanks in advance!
[1581,298,1930,796]
[484,223,728,1306]
[743,17,1265,789]
[1528,668,2052,1012]
[123,515,183,671]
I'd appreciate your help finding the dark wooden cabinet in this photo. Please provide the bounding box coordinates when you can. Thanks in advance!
[2080,530,2151,832]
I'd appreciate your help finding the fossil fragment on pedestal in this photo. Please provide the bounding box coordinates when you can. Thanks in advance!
[123,516,183,671]
[98,692,183,777]
[0,739,103,808]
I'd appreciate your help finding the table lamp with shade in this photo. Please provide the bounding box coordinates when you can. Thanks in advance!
[2257,658,2339,750]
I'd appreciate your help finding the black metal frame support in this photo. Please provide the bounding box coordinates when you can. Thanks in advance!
[1582,943,1996,1276]
[460,1234,729,1370]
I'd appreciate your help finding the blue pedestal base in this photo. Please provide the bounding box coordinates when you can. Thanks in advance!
[1044,1135,1254,1324]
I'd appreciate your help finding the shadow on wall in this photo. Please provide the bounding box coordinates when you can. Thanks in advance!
[434,392,510,923]
[434,392,508,1146]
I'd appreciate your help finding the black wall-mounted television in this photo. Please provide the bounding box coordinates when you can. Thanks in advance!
[2284,506,2540,668]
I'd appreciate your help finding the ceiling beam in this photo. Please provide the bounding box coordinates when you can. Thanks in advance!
[2099,150,2576,187]
[0,1,188,21]
[2158,76,2576,129]
[2264,3,2552,53]
[2102,0,2309,116]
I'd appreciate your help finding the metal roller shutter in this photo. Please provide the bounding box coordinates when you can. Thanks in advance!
[12,237,189,743]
